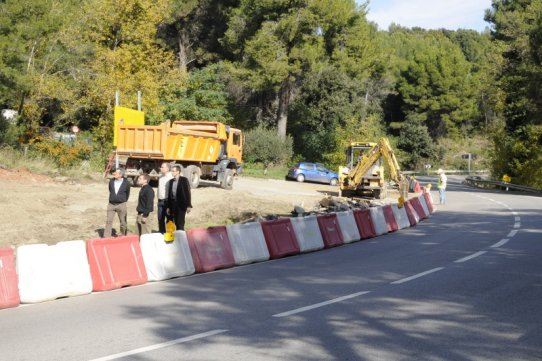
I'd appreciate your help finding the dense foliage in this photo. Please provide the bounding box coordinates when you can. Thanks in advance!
[0,0,540,187]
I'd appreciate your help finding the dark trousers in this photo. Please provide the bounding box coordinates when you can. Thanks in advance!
[157,199,168,233]
[172,204,187,231]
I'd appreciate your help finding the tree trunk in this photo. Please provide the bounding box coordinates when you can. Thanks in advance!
[178,30,190,73]
[276,78,291,139]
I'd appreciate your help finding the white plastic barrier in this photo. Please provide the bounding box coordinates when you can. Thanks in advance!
[226,222,270,265]
[419,195,431,217]
[140,232,195,281]
[290,215,325,253]
[335,211,361,243]
[17,240,92,303]
[391,204,411,230]
[369,207,388,236]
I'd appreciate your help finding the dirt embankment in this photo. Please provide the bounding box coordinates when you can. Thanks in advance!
[0,168,340,248]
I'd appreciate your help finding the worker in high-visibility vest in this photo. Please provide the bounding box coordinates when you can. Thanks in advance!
[437,168,447,205]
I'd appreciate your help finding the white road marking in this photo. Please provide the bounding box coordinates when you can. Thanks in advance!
[515,216,521,222]
[507,230,518,238]
[272,291,370,317]
[88,329,228,361]
[491,239,510,248]
[455,251,487,263]
[390,267,444,285]
[512,211,518,215]
[514,222,521,228]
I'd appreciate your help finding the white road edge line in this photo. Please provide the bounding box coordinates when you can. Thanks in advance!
[515,216,521,222]
[507,230,518,238]
[491,239,510,248]
[273,291,370,318]
[391,267,444,285]
[514,222,521,229]
[455,251,487,263]
[88,329,229,361]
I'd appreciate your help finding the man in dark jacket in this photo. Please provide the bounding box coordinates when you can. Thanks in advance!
[104,168,131,237]
[136,173,154,236]
[166,164,192,231]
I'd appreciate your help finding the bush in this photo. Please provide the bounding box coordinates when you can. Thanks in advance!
[244,125,293,167]
[33,137,92,167]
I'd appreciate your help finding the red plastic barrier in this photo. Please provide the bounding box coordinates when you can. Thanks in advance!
[261,218,300,259]
[423,192,434,214]
[186,226,235,273]
[353,209,377,239]
[404,200,420,226]
[410,197,427,219]
[317,214,344,248]
[87,235,148,291]
[0,248,20,309]
[413,181,421,193]
[382,205,399,232]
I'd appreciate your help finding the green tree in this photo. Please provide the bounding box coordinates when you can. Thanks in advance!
[243,124,293,167]
[396,114,436,170]
[485,0,542,187]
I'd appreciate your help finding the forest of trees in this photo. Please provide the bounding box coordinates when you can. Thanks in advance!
[0,0,540,187]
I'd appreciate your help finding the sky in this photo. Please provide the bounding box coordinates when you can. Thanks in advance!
[361,0,493,32]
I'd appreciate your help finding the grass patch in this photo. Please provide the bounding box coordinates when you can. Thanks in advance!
[240,163,289,180]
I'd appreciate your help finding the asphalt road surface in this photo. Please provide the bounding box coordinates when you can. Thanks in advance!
[2,177,541,361]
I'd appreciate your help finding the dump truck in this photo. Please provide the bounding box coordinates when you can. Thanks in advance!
[338,138,407,199]
[106,120,243,190]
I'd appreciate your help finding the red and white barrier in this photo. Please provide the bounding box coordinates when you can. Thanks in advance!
[391,204,410,230]
[0,247,19,309]
[140,232,195,281]
[404,200,421,226]
[87,235,148,291]
[382,205,399,232]
[289,215,324,253]
[369,207,389,236]
[261,218,300,259]
[419,194,431,216]
[335,211,361,243]
[226,222,270,265]
[317,213,345,248]
[410,197,428,219]
[187,226,236,273]
[353,209,377,239]
[17,240,92,303]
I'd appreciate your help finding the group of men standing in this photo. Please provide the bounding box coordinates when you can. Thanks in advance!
[103,162,192,238]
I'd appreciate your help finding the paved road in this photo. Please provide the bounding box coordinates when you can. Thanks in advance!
[2,177,541,360]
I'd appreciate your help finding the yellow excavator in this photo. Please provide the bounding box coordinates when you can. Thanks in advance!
[339,138,408,199]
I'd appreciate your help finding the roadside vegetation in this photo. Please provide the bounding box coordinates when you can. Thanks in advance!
[0,0,540,188]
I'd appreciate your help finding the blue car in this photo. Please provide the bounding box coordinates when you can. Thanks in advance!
[287,162,339,186]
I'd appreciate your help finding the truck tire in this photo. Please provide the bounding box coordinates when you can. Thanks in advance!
[220,169,234,190]
[185,165,200,189]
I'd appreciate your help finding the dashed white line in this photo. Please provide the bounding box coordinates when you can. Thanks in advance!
[88,329,229,361]
[514,222,521,229]
[273,291,370,317]
[390,267,444,285]
[514,216,521,222]
[491,239,510,248]
[455,251,487,263]
[507,230,518,238]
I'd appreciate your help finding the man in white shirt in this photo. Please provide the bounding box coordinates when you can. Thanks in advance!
[104,168,131,237]
[157,162,174,233]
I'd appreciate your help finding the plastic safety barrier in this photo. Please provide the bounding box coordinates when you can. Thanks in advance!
[418,194,431,217]
[404,200,421,226]
[290,215,325,253]
[317,213,345,248]
[423,190,434,213]
[335,211,361,243]
[410,197,428,219]
[17,240,92,303]
[0,248,20,309]
[87,235,148,292]
[353,209,376,239]
[391,204,411,230]
[140,232,195,281]
[226,222,270,265]
[382,205,399,232]
[187,226,236,273]
[261,218,300,259]
[369,207,389,236]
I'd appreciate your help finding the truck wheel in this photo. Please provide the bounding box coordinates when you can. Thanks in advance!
[185,165,200,189]
[220,169,234,190]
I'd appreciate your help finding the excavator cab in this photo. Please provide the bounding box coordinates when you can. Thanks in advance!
[339,138,407,199]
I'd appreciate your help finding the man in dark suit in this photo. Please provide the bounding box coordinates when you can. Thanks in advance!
[166,164,192,231]
[104,168,131,237]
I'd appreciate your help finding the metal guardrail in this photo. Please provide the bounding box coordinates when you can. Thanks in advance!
[463,176,542,195]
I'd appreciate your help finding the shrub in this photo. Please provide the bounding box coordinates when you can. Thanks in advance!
[244,125,293,167]
[33,137,92,167]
